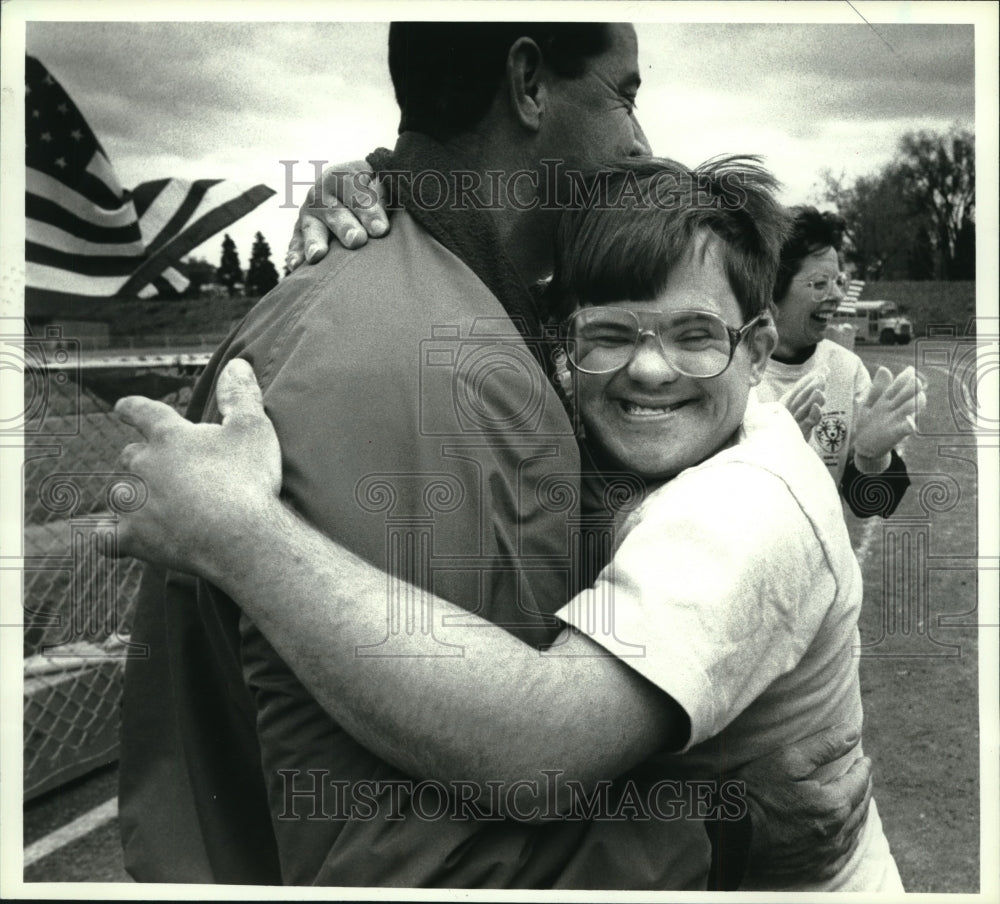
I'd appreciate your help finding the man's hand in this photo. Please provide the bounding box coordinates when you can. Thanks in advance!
[285,161,390,270]
[738,723,874,886]
[779,370,827,440]
[852,365,927,464]
[113,359,282,578]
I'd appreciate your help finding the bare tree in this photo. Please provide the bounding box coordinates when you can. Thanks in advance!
[896,128,975,279]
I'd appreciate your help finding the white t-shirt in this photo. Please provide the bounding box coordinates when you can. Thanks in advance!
[557,395,902,892]
[756,339,871,485]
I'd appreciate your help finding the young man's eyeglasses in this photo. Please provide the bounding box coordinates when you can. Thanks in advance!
[798,272,849,303]
[564,308,764,378]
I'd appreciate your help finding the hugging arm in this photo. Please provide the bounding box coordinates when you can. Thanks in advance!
[114,361,683,804]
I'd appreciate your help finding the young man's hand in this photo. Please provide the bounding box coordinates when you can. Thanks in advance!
[285,161,390,270]
[113,359,282,579]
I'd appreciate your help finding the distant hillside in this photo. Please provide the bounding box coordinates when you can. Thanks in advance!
[30,295,261,349]
[104,296,262,343]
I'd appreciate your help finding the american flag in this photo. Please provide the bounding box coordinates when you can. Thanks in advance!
[25,56,275,306]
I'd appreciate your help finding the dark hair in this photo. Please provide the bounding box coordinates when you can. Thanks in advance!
[549,156,792,323]
[388,22,612,140]
[773,206,846,302]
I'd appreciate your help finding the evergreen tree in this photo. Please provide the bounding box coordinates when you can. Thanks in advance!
[217,233,243,297]
[245,232,280,297]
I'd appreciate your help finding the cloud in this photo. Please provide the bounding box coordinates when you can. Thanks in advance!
[634,21,974,206]
[639,23,973,123]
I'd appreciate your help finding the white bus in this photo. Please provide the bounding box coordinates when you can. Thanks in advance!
[829,300,913,345]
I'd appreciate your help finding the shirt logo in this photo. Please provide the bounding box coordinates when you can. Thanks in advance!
[814,414,848,453]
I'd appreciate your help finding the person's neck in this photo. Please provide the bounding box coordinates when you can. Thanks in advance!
[442,133,556,286]
[772,342,818,365]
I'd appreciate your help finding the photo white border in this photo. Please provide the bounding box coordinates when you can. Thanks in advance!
[1,1,996,901]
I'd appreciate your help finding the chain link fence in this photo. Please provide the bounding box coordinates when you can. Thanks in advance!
[16,338,208,800]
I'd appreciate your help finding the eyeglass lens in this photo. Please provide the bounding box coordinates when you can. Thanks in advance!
[808,274,848,301]
[568,310,734,377]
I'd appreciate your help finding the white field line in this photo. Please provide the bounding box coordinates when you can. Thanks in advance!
[23,797,117,868]
[855,515,883,570]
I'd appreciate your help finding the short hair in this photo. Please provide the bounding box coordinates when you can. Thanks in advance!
[549,156,792,323]
[773,206,846,302]
[388,22,612,140]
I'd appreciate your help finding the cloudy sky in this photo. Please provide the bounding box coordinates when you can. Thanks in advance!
[10,1,988,270]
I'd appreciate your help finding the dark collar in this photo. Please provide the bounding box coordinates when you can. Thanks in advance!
[367,134,546,362]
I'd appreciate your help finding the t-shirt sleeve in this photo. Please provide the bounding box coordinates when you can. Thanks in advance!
[556,462,835,751]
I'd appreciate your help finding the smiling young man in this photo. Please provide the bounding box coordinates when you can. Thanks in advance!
[568,245,765,485]
[115,158,892,890]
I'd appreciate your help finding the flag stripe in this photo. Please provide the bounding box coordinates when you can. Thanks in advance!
[26,192,142,244]
[85,150,124,198]
[27,217,146,258]
[27,168,136,230]
[142,179,218,252]
[27,240,143,277]
[69,169,124,210]
[149,274,173,297]
[27,261,132,295]
[131,179,171,218]
[146,179,223,254]
[134,179,192,247]
[142,180,250,254]
[161,266,190,292]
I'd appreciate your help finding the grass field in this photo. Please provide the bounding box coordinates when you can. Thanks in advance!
[19,336,992,891]
[846,340,986,893]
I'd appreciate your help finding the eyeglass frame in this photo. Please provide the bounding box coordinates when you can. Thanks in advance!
[561,306,766,378]
[796,271,850,303]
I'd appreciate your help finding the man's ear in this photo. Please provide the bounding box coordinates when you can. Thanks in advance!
[505,37,546,132]
[748,317,778,386]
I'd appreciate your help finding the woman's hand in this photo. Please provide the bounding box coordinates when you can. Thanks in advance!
[779,370,827,440]
[852,365,927,470]
[285,161,391,270]
[113,359,283,580]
